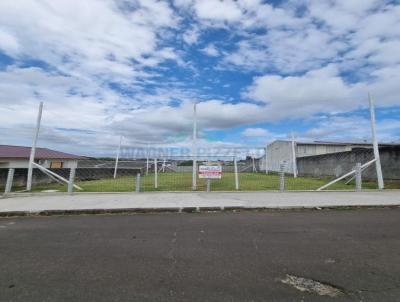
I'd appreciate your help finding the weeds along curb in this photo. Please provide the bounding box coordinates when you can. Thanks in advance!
[0,205,399,217]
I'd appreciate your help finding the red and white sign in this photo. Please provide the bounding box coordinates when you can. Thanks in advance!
[199,165,222,179]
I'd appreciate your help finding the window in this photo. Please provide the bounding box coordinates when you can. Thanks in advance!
[50,161,63,168]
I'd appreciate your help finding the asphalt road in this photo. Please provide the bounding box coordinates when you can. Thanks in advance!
[1,208,400,301]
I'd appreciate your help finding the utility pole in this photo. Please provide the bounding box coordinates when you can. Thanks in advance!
[27,102,43,191]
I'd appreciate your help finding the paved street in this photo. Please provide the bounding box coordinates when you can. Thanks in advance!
[1,208,400,301]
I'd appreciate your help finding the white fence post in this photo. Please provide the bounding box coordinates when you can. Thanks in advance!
[192,102,197,191]
[136,173,141,192]
[206,178,211,192]
[317,158,376,191]
[146,143,150,175]
[265,145,268,174]
[355,163,362,192]
[368,93,384,189]
[4,168,15,195]
[291,133,297,178]
[32,162,82,190]
[279,163,285,192]
[234,157,239,190]
[27,101,43,191]
[113,135,122,179]
[154,158,158,189]
[68,167,76,195]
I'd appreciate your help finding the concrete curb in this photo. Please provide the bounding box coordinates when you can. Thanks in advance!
[3,189,400,199]
[1,204,399,217]
[0,207,232,217]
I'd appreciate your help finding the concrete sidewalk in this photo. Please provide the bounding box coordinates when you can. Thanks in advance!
[1,191,400,215]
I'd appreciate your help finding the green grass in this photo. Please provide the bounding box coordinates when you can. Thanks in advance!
[20,172,392,193]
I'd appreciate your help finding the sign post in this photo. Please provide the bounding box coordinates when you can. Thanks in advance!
[199,165,222,192]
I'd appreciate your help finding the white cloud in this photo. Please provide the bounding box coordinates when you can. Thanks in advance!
[186,0,303,29]
[0,65,268,153]
[242,128,270,137]
[201,44,220,56]
[0,0,179,83]
[111,100,267,142]
[245,65,365,119]
[194,0,242,22]
[215,0,400,77]
[368,65,400,107]
[245,59,400,121]
[0,0,399,154]
[355,6,400,40]
[367,40,400,65]
[1,63,397,155]
[182,27,200,45]
[0,67,118,130]
[224,26,348,73]
[302,115,400,143]
[0,28,20,56]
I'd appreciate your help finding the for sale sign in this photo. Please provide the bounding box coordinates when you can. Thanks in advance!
[199,165,222,179]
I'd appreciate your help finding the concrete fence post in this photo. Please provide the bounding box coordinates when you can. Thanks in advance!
[68,167,76,195]
[265,145,268,174]
[136,173,141,193]
[27,102,43,191]
[355,162,362,192]
[206,178,211,192]
[4,168,15,195]
[279,163,285,192]
[154,158,158,189]
[368,93,384,189]
[291,133,297,178]
[234,157,239,190]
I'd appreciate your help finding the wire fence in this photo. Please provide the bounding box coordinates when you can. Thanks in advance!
[3,145,398,195]
[3,96,399,196]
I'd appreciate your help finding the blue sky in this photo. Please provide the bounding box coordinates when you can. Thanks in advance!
[0,0,399,156]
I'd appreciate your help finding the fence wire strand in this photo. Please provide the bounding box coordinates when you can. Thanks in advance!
[2,146,399,194]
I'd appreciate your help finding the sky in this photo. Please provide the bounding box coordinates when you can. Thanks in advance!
[0,0,399,157]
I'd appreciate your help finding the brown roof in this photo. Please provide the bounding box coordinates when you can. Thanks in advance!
[0,145,85,160]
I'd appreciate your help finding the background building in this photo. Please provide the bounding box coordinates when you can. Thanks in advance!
[263,140,396,174]
[0,145,84,188]
[0,145,83,169]
[297,146,400,180]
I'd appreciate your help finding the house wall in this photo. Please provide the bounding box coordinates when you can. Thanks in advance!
[0,167,142,189]
[39,159,78,169]
[266,141,293,173]
[0,159,78,169]
[258,153,267,172]
[296,144,351,157]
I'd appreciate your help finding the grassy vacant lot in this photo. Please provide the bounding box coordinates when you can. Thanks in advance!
[25,172,390,193]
